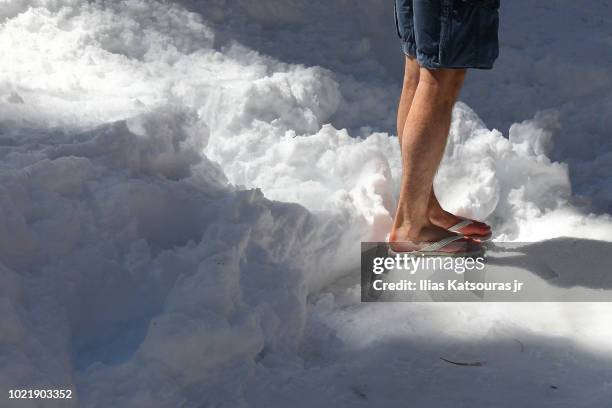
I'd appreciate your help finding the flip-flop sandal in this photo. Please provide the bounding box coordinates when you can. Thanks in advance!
[448,219,492,242]
[388,235,485,257]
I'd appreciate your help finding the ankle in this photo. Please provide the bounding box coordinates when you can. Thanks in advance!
[390,220,427,242]
[428,206,456,222]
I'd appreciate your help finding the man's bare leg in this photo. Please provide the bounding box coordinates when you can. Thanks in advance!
[395,56,490,239]
[390,67,469,245]
[396,56,420,148]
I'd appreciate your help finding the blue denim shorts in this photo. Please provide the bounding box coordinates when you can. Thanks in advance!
[394,0,500,69]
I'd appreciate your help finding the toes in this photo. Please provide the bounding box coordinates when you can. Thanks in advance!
[471,220,491,230]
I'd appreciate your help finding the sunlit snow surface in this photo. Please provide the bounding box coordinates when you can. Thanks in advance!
[0,0,611,407]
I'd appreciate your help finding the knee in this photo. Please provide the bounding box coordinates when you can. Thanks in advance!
[444,69,466,92]
[418,68,466,100]
[402,56,420,91]
[419,68,465,89]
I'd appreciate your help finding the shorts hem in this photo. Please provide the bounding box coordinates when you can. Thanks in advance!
[401,41,495,70]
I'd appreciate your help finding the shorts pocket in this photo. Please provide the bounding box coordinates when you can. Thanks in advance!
[439,0,499,68]
[394,1,402,39]
[395,0,415,43]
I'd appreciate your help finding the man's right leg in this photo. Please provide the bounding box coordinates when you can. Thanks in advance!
[397,56,420,149]
[391,67,468,246]
[396,57,490,241]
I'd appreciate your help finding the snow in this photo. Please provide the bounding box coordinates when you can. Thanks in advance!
[0,0,611,406]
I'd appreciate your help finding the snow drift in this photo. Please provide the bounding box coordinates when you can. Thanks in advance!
[0,0,611,406]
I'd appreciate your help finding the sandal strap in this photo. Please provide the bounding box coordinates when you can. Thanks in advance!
[448,219,473,233]
[420,235,464,252]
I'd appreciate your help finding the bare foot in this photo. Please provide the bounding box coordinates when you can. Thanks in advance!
[389,222,481,254]
[428,204,491,240]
